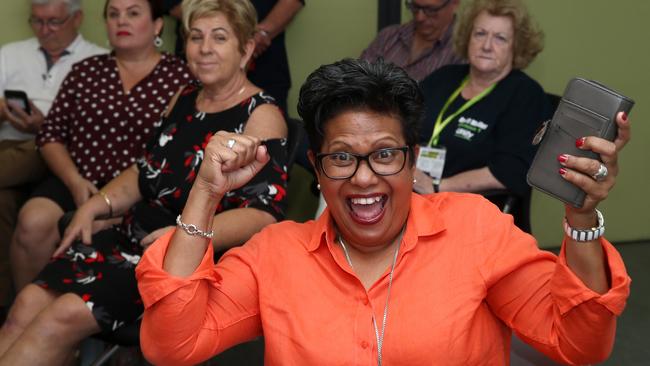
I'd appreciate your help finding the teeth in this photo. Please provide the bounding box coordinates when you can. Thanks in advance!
[350,196,383,205]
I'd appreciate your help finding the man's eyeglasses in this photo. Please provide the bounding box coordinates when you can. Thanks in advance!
[316,147,410,180]
[28,15,71,30]
[405,0,453,17]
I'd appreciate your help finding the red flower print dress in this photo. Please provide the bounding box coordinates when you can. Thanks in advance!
[34,86,289,335]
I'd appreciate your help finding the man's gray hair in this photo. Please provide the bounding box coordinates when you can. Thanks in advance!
[31,0,82,15]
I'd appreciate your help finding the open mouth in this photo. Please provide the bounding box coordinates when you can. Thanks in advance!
[347,194,387,225]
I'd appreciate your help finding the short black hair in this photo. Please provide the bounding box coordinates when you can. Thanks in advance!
[297,58,423,160]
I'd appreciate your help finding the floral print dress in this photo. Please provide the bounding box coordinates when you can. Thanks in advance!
[35,86,289,334]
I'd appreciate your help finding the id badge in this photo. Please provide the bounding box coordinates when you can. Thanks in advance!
[417,146,446,184]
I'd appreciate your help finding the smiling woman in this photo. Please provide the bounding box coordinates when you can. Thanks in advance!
[136,57,631,366]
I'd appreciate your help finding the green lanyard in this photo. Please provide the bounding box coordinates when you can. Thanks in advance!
[427,76,496,147]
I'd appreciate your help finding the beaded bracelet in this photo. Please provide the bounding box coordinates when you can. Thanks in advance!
[176,215,214,239]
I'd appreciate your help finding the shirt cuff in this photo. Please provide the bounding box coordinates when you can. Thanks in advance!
[136,228,219,308]
[551,237,631,316]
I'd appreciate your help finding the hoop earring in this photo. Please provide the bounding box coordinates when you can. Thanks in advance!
[154,36,163,48]
[316,184,321,190]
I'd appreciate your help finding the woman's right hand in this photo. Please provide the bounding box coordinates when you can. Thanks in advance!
[54,200,115,257]
[67,175,99,207]
[413,168,436,194]
[194,131,270,198]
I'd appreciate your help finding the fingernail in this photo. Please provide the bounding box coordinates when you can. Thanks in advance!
[575,137,585,148]
[622,112,628,122]
[559,168,567,175]
[557,154,568,163]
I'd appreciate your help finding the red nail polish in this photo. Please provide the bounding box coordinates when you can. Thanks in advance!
[557,154,568,163]
[575,138,585,148]
[622,112,628,121]
[559,168,567,175]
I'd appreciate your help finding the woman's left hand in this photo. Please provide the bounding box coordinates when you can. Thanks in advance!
[559,112,631,218]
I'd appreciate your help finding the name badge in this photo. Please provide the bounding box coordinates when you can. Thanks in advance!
[417,146,446,184]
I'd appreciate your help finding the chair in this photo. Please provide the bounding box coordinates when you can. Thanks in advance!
[479,189,532,233]
[285,117,306,174]
[57,117,306,366]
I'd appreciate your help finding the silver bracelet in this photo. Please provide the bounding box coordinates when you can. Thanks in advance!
[563,209,605,242]
[176,215,214,239]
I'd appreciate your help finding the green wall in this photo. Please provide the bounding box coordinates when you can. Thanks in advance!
[2,0,647,247]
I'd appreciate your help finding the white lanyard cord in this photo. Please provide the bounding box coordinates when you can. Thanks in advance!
[338,234,402,366]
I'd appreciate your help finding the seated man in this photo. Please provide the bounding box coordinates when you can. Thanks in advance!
[0,0,106,318]
[361,0,463,81]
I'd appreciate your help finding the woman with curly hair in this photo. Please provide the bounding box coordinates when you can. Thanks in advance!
[414,0,552,232]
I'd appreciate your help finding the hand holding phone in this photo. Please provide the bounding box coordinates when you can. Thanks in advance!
[4,89,32,115]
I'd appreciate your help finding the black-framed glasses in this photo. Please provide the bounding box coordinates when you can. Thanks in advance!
[316,147,410,180]
[405,0,453,16]
[28,15,71,30]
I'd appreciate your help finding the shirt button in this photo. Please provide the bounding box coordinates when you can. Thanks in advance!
[362,298,369,306]
[361,341,369,349]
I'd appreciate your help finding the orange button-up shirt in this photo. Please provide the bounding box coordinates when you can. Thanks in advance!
[137,193,630,366]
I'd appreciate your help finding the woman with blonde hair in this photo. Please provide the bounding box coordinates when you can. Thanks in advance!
[413,0,552,232]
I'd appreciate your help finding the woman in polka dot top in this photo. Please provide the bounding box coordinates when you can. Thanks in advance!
[10,0,193,290]
[0,0,288,363]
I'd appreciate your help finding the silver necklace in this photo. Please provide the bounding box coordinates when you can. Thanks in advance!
[338,232,402,366]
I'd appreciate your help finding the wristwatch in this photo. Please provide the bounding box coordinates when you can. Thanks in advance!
[563,209,605,242]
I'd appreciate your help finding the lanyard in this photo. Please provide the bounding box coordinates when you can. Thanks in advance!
[427,76,496,147]
[338,228,404,366]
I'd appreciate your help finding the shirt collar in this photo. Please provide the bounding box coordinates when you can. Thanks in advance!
[306,192,447,253]
[38,33,83,56]
[38,34,83,70]
[398,17,457,48]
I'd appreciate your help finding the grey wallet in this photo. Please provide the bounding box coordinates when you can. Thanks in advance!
[527,78,634,208]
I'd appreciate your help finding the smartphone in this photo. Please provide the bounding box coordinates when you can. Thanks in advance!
[527,78,634,208]
[3,89,31,115]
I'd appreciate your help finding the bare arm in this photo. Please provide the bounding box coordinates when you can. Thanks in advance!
[413,166,506,194]
[257,0,303,39]
[440,166,506,193]
[40,142,83,188]
[40,142,99,206]
[253,0,304,57]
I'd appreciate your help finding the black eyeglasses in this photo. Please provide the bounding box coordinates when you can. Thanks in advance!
[316,147,410,180]
[405,0,453,16]
[28,15,71,30]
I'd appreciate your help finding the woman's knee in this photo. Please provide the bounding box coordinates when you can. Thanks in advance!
[4,284,55,331]
[41,293,100,337]
[14,198,63,245]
